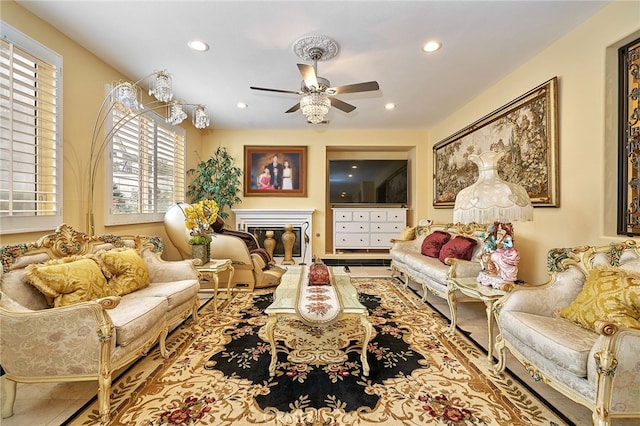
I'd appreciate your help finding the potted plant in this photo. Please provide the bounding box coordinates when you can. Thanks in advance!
[184,199,219,264]
[187,146,242,219]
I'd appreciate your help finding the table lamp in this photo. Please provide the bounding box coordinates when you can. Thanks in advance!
[453,151,533,288]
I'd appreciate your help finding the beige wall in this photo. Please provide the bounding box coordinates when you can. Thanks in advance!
[3,1,640,283]
[427,1,640,283]
[202,129,427,259]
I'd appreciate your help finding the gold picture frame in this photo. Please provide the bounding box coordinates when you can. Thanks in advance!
[244,146,307,197]
[433,77,559,207]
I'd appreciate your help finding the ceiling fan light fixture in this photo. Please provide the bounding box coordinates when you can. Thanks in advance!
[300,92,330,124]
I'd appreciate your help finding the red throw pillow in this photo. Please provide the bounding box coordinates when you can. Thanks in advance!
[438,236,477,264]
[421,231,452,258]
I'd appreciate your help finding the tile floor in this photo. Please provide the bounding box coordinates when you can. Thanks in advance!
[0,266,633,425]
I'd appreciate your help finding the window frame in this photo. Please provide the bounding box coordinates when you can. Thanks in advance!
[105,99,186,226]
[0,22,63,234]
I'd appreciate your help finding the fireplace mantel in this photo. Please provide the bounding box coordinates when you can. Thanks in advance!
[232,209,315,265]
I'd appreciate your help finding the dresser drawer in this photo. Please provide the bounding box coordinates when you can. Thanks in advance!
[335,233,370,247]
[370,222,404,233]
[351,211,370,221]
[369,211,387,222]
[369,233,397,247]
[335,221,369,233]
[334,211,353,221]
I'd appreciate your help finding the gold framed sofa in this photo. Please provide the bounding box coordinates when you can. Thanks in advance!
[0,224,201,424]
[389,220,486,302]
[494,241,640,426]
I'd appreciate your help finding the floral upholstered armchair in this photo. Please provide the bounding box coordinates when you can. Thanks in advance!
[494,241,640,426]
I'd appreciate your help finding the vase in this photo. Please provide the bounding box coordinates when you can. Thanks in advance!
[191,244,209,266]
[281,224,295,265]
[263,230,276,261]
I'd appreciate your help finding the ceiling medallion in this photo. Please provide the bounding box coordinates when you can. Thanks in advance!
[292,35,339,61]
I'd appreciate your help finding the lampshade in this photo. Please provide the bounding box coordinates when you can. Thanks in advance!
[148,70,173,103]
[300,92,330,124]
[166,100,187,125]
[192,105,210,129]
[453,151,533,224]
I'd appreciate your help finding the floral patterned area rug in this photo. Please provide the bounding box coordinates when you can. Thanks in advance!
[64,277,569,426]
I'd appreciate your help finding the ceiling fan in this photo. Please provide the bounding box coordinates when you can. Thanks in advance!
[250,35,380,124]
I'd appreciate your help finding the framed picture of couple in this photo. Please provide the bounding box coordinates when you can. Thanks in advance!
[244,146,307,197]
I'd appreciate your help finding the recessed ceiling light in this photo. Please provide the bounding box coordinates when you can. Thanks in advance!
[237,102,248,109]
[385,103,396,110]
[423,40,442,53]
[188,39,209,52]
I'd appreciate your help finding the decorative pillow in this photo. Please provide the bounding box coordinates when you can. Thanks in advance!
[438,236,477,264]
[96,248,150,296]
[396,226,416,241]
[557,265,640,331]
[421,231,451,258]
[24,255,114,307]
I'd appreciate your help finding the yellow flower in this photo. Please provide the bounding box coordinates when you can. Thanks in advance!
[184,200,219,244]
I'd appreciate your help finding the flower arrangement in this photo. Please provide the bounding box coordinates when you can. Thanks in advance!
[184,199,219,245]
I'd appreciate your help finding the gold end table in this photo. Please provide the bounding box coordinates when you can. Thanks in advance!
[446,276,510,360]
[196,258,235,314]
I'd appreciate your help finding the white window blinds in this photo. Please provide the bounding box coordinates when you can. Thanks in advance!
[0,23,63,234]
[107,108,185,225]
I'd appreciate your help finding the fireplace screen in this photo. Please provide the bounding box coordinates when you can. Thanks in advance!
[249,227,302,257]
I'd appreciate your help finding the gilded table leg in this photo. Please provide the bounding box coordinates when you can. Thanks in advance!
[226,264,235,301]
[360,314,373,376]
[446,282,458,335]
[212,271,220,314]
[266,314,278,377]
[484,299,496,360]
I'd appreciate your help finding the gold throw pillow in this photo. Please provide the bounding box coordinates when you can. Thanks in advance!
[557,265,640,330]
[96,248,150,296]
[24,255,114,307]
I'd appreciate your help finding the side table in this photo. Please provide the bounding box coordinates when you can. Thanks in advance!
[446,276,509,360]
[196,259,235,314]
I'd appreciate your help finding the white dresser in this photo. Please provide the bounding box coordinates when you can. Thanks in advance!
[333,207,407,253]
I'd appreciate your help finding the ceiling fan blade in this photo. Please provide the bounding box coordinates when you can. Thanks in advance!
[285,103,300,113]
[297,64,319,90]
[328,81,380,95]
[330,97,356,113]
[250,86,302,95]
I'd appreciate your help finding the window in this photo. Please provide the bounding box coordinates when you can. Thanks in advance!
[0,23,63,234]
[106,106,185,226]
[617,37,640,235]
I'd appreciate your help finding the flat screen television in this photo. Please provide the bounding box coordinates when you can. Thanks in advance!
[328,159,408,204]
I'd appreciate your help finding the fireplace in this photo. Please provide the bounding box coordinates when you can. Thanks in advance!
[232,209,315,265]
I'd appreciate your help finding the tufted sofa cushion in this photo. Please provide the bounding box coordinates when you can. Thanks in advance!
[499,310,598,377]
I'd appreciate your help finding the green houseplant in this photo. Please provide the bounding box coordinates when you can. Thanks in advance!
[186,146,243,219]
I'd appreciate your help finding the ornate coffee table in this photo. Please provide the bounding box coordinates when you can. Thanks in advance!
[264,266,373,376]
